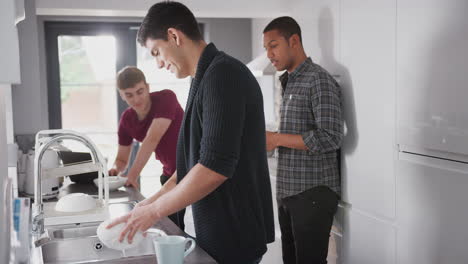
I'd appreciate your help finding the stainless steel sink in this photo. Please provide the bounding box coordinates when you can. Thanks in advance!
[41,233,156,264]
[39,201,162,264]
[45,201,137,240]
[49,224,97,239]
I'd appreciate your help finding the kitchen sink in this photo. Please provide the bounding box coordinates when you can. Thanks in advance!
[49,224,97,239]
[39,201,164,264]
[45,201,137,240]
[41,232,157,264]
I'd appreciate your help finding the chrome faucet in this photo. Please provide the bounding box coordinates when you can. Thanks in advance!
[31,130,108,243]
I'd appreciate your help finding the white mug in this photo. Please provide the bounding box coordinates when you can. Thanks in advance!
[153,235,196,264]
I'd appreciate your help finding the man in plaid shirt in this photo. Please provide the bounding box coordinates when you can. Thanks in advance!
[263,16,343,264]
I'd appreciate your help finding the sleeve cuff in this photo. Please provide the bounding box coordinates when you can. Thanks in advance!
[302,131,321,153]
[118,140,133,146]
[198,150,238,178]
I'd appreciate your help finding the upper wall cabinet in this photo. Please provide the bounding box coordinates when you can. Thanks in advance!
[0,0,22,84]
[397,0,468,161]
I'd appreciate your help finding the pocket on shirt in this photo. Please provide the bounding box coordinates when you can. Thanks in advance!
[283,94,307,111]
[281,94,310,125]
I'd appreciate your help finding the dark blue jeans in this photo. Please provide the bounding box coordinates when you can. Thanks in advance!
[278,186,339,264]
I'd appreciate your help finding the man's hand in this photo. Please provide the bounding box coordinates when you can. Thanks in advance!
[135,199,150,208]
[123,174,139,189]
[107,205,159,244]
[108,168,119,176]
[266,131,278,151]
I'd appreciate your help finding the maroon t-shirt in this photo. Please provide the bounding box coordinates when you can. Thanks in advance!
[118,90,184,176]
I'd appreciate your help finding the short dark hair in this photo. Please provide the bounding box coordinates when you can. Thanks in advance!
[117,66,146,90]
[263,16,302,43]
[137,1,202,46]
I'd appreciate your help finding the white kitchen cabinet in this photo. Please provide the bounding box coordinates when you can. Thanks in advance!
[0,0,22,84]
[340,0,397,219]
[397,0,468,160]
[397,153,468,264]
[289,1,397,263]
[5,85,14,144]
[0,85,11,264]
[342,208,396,264]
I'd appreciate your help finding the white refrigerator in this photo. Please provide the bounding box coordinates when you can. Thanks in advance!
[396,1,468,263]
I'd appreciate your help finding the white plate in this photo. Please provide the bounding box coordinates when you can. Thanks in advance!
[93,176,126,191]
[97,219,143,250]
[97,219,166,250]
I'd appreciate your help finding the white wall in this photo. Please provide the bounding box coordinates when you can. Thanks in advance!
[251,18,274,59]
[36,0,289,18]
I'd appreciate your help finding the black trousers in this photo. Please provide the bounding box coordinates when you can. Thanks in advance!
[278,186,339,264]
[160,174,186,231]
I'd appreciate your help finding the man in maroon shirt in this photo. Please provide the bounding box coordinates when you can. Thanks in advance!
[109,66,185,229]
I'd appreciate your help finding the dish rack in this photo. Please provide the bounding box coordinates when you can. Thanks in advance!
[33,129,110,226]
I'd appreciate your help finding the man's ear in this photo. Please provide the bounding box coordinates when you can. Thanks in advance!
[167,28,182,46]
[289,34,301,48]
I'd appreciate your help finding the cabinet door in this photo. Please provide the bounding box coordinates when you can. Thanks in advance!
[397,153,468,264]
[0,0,21,84]
[397,0,468,159]
[340,0,396,219]
[0,85,12,264]
[343,208,396,264]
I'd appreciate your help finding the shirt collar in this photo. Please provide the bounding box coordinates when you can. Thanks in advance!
[288,57,313,80]
[186,43,218,111]
[194,43,218,83]
[278,57,313,90]
[279,71,288,89]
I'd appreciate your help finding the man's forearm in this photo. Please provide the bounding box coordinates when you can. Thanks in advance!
[113,159,128,173]
[275,133,308,150]
[149,164,227,219]
[126,139,158,179]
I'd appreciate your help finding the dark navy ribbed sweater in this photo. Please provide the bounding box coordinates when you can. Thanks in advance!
[176,43,275,263]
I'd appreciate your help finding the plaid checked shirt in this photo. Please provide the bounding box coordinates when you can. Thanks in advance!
[276,58,343,200]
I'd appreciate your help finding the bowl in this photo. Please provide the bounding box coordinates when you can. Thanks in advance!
[55,193,97,213]
[93,176,127,191]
